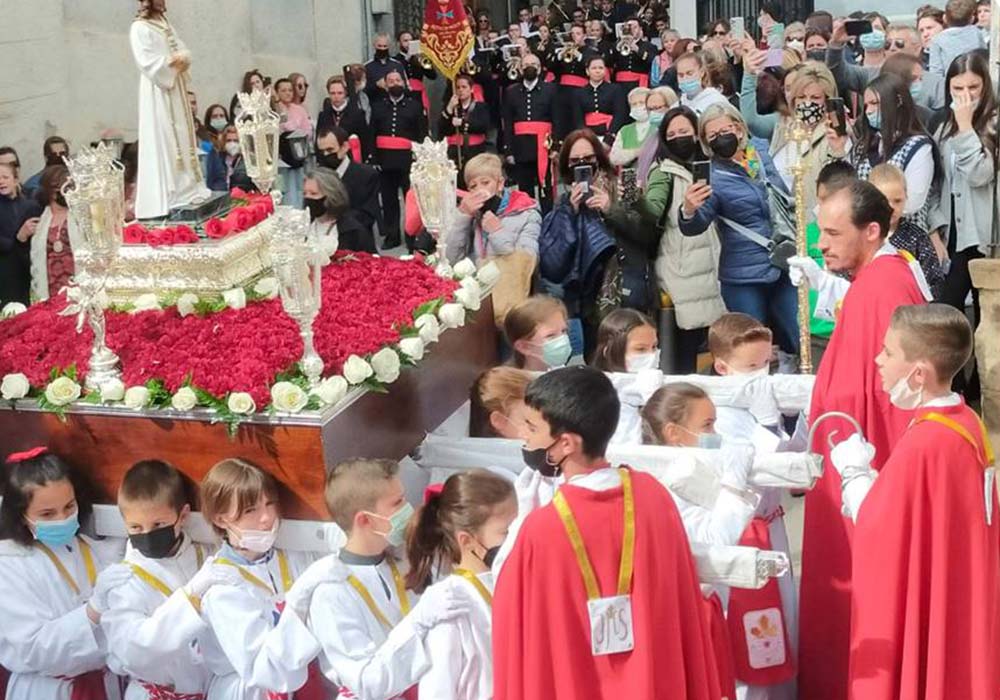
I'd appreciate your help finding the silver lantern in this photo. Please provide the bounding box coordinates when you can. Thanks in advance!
[235,88,281,195]
[410,138,457,268]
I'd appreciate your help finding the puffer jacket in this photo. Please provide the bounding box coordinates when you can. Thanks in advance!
[445,189,541,263]
[539,198,616,314]
[644,158,726,329]
[678,138,785,285]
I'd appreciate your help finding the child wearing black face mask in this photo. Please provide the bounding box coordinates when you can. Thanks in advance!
[405,469,516,699]
[98,459,240,700]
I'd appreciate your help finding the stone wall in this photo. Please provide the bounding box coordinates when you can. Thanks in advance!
[0,0,383,178]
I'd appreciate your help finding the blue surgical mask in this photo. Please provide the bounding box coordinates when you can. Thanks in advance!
[29,510,80,548]
[541,334,572,368]
[366,502,415,548]
[866,109,881,131]
[679,78,702,98]
[648,111,666,126]
[859,30,886,51]
[697,432,724,450]
[909,80,922,100]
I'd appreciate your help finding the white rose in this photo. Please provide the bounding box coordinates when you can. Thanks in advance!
[253,277,280,300]
[270,381,308,413]
[342,355,375,385]
[459,276,481,295]
[1,373,30,400]
[123,386,151,410]
[435,262,454,279]
[476,260,501,286]
[176,292,199,318]
[227,391,256,414]
[1,302,27,319]
[45,376,81,406]
[170,386,198,411]
[312,375,348,406]
[399,254,414,261]
[132,293,161,313]
[414,314,440,343]
[223,287,247,310]
[370,348,401,384]
[398,336,425,361]
[453,258,477,279]
[100,378,125,402]
[438,302,466,329]
[454,286,482,311]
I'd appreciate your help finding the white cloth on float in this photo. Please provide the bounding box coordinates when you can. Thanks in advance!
[607,370,815,445]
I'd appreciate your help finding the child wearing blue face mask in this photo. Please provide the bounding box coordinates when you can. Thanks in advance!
[0,447,125,700]
[503,295,573,371]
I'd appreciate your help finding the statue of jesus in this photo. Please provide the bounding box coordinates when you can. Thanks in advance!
[129,0,211,219]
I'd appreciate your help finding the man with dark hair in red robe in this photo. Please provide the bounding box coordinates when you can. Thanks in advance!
[492,366,722,700]
[830,304,999,699]
[795,180,931,700]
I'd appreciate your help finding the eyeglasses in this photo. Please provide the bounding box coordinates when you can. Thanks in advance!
[890,39,907,49]
[568,155,598,166]
[712,30,728,36]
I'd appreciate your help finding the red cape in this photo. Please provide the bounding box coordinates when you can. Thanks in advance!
[798,252,927,700]
[850,402,1000,700]
[492,469,723,700]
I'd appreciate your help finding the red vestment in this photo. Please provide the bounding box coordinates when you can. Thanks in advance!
[798,252,927,700]
[492,469,723,700]
[849,401,1000,700]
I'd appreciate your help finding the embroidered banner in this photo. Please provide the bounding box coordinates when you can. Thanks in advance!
[420,0,474,80]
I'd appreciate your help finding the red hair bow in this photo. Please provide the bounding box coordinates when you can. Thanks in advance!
[6,446,48,464]
[423,483,444,504]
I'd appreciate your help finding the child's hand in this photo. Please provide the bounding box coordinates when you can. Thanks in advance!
[89,563,133,620]
[481,211,503,233]
[459,189,489,216]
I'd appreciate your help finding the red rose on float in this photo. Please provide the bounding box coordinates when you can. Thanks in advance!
[173,225,199,244]
[145,228,169,247]
[226,207,255,233]
[204,217,231,239]
[230,187,249,200]
[123,223,148,245]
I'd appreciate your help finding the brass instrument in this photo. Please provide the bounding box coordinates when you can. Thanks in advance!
[558,42,581,63]
[506,55,523,81]
[418,53,434,70]
[463,58,480,75]
[617,35,637,56]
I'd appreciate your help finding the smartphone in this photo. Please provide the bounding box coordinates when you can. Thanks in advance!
[573,164,593,194]
[730,16,745,42]
[844,19,873,37]
[692,160,711,185]
[826,97,847,136]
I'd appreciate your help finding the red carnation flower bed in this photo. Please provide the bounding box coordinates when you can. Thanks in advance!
[0,253,458,407]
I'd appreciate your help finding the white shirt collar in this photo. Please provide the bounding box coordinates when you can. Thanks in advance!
[336,157,350,177]
[523,79,539,90]
[921,392,962,408]
[565,465,620,491]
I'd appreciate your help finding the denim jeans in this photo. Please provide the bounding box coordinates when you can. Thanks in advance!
[720,274,800,355]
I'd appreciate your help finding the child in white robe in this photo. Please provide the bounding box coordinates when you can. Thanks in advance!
[405,470,517,700]
[100,459,242,700]
[194,458,321,700]
[305,458,469,700]
[0,447,125,700]
[590,308,660,374]
[708,313,798,700]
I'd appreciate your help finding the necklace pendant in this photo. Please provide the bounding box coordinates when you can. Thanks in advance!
[52,239,64,254]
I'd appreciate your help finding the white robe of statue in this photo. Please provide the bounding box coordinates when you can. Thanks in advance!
[129,17,210,219]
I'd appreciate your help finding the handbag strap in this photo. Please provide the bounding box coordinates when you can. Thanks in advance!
[717,215,776,251]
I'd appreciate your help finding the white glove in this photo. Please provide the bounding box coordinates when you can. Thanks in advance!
[718,443,754,491]
[829,433,876,477]
[89,563,133,615]
[407,581,473,636]
[285,555,343,621]
[185,562,244,598]
[788,255,824,288]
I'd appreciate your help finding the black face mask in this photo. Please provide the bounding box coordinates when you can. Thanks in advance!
[305,196,327,222]
[666,135,699,162]
[54,193,67,207]
[47,153,66,166]
[387,85,405,98]
[481,545,501,567]
[129,522,180,559]
[318,153,342,170]
[482,194,502,215]
[522,66,540,81]
[709,132,740,159]
[806,49,826,62]
[521,439,564,477]
[375,48,390,60]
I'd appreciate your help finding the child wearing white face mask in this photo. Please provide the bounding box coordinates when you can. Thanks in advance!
[195,458,321,700]
[591,308,660,373]
[709,313,798,700]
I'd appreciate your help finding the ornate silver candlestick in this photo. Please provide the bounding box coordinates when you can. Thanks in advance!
[61,143,125,392]
[410,138,457,269]
[235,88,281,196]
[269,207,324,387]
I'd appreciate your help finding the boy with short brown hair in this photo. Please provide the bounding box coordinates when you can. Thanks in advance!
[835,304,999,699]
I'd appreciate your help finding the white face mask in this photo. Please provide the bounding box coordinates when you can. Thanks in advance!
[887,366,923,409]
[630,106,649,122]
[224,141,241,156]
[739,366,770,380]
[230,519,280,553]
[625,349,660,373]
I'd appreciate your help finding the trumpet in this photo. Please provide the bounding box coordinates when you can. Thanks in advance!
[418,53,433,70]
[506,55,522,81]
[558,42,581,63]
[617,35,637,56]
[463,58,480,75]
